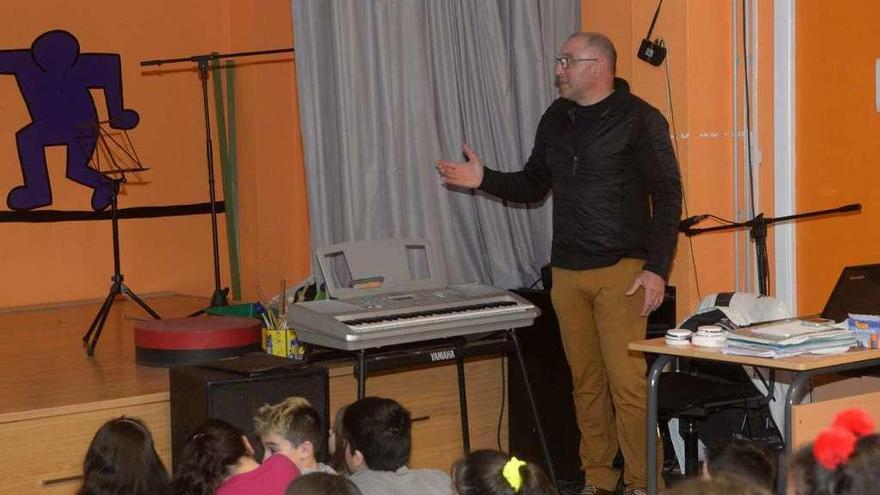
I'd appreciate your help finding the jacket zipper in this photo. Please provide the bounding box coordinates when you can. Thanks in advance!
[571,107,612,178]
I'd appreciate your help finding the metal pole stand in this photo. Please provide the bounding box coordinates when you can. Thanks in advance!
[82,180,160,355]
[140,47,294,313]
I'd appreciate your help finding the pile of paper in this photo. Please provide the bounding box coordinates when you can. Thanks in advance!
[722,319,857,358]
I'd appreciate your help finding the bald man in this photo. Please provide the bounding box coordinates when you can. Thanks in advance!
[437,32,681,495]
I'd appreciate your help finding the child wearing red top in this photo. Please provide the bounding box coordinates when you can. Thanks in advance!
[217,453,299,495]
[173,419,300,495]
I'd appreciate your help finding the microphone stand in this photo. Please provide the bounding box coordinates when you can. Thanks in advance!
[682,203,861,296]
[140,47,294,311]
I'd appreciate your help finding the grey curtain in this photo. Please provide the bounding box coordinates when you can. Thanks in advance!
[292,0,579,289]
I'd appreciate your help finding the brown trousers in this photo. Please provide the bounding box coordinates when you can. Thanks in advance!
[550,259,663,491]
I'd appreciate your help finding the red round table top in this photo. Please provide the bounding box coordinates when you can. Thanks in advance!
[134,316,261,350]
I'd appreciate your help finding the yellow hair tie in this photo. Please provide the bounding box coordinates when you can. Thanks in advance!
[502,456,527,491]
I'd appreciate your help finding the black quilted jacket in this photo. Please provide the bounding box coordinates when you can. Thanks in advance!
[479,78,682,279]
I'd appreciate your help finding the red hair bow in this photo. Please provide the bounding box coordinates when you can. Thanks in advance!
[832,408,875,437]
[813,408,876,470]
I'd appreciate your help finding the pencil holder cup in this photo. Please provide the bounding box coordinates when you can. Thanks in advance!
[265,327,305,360]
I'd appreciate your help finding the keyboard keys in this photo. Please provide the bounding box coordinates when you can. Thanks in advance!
[344,301,524,332]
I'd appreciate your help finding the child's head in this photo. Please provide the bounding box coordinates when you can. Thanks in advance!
[452,450,558,495]
[789,408,880,495]
[328,405,350,475]
[704,439,776,491]
[790,434,880,495]
[285,472,363,495]
[341,397,411,472]
[254,396,326,471]
[663,476,771,495]
[78,416,169,495]
[172,419,253,495]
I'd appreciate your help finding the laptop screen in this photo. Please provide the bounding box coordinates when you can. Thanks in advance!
[821,264,880,322]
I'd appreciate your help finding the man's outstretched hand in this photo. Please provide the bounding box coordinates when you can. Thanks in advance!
[436,144,484,189]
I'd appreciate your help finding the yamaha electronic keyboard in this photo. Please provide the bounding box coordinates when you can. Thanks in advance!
[286,283,539,350]
[285,238,540,350]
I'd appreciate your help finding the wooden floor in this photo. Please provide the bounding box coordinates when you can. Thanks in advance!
[0,294,207,422]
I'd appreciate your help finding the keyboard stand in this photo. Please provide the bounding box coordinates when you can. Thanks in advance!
[349,329,556,489]
[455,339,471,452]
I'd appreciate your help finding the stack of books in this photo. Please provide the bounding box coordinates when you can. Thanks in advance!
[722,319,857,358]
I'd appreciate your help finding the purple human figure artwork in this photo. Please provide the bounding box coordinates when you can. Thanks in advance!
[0,30,139,211]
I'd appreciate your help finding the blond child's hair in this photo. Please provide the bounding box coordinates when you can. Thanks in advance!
[254,396,313,437]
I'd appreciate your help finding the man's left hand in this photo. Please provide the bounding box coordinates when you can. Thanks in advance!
[625,270,666,316]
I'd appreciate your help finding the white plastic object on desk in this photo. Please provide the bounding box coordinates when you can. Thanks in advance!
[665,328,693,346]
[691,325,727,348]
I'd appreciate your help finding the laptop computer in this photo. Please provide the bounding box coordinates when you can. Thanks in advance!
[821,264,880,322]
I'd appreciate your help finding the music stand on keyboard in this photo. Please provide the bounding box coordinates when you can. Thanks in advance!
[315,237,447,300]
[301,238,557,487]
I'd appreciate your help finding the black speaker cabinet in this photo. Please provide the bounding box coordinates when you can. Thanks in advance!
[509,287,676,482]
[170,354,329,469]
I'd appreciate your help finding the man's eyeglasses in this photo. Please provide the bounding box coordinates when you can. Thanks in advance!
[554,56,599,70]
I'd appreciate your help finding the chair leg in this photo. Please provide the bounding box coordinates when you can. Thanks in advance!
[659,418,678,472]
[680,418,700,476]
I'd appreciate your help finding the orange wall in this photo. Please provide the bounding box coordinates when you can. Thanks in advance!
[795,1,880,314]
[582,0,777,317]
[228,0,312,300]
[1,1,788,314]
[0,1,310,308]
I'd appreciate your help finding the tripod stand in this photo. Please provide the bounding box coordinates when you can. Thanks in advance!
[681,203,862,296]
[140,47,294,312]
[82,178,160,355]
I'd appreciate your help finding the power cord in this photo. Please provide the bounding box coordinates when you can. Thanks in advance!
[740,0,768,293]
[662,48,703,300]
[741,0,757,219]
